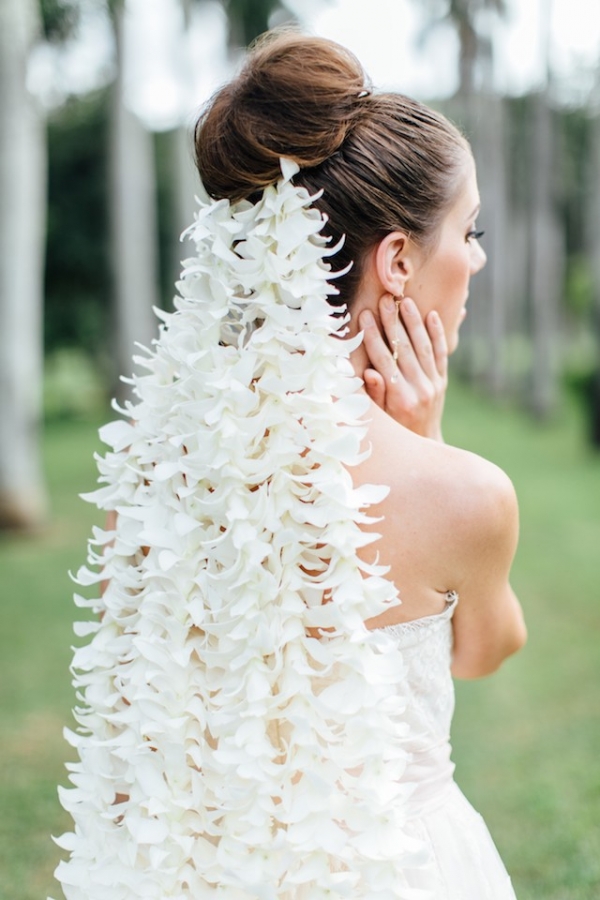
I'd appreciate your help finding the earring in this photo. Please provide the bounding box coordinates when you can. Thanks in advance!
[391,295,403,384]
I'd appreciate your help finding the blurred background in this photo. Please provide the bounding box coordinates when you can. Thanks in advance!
[0,1,599,898]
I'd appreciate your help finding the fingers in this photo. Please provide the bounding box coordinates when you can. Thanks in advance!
[358,297,449,439]
[426,310,448,379]
[359,298,449,396]
[360,308,404,387]
[363,368,386,408]
[394,298,438,379]
[378,295,448,381]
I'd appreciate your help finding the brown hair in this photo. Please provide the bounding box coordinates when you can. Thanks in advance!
[195,31,469,306]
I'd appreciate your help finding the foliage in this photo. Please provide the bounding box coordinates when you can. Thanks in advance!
[219,0,296,47]
[45,102,189,362]
[419,0,507,94]
[39,0,80,42]
[45,90,111,358]
[558,106,594,257]
[564,255,594,318]
[154,129,183,307]
[44,348,107,420]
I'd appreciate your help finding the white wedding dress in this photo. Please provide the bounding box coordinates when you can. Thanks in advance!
[375,592,517,898]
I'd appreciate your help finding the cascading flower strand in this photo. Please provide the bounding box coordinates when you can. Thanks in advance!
[52,159,430,900]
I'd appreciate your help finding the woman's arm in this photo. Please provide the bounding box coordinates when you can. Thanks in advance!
[449,460,527,679]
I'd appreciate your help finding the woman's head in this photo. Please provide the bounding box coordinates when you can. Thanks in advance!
[195,30,472,309]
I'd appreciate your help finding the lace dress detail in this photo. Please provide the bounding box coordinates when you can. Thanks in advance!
[378,591,458,750]
[379,590,459,641]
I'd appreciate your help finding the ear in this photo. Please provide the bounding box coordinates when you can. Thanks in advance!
[373,231,417,297]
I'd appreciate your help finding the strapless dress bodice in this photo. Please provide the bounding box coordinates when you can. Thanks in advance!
[376,592,458,816]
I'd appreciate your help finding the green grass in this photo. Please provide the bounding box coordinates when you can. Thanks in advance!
[0,417,103,899]
[1,386,599,899]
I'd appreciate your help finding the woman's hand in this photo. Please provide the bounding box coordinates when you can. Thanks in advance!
[359,295,448,441]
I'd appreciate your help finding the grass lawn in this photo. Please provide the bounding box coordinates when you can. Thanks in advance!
[1,383,599,899]
[0,417,103,900]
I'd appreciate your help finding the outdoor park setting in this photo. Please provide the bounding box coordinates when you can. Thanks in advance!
[1,0,600,898]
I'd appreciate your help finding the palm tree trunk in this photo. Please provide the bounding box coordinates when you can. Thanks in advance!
[528,89,562,418]
[0,0,48,529]
[109,0,160,406]
[471,92,509,395]
[169,124,200,287]
[587,107,600,446]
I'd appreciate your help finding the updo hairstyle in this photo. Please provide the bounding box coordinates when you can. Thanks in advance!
[195,31,469,307]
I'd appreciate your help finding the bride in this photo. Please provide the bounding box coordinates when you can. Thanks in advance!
[54,29,526,900]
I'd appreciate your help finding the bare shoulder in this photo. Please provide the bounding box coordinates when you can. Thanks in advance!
[356,403,526,672]
[358,401,517,541]
[436,441,519,550]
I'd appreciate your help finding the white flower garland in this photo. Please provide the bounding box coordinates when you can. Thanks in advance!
[52,159,429,899]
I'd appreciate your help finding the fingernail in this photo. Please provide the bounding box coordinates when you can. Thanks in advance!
[402,298,414,313]
[431,311,440,324]
[383,296,395,312]
[360,310,374,326]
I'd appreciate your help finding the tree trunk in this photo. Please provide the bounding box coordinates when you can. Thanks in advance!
[528,90,562,418]
[445,93,483,386]
[109,1,160,406]
[0,0,48,530]
[473,92,509,395]
[587,107,600,446]
[457,17,478,96]
[169,124,201,291]
[443,8,484,386]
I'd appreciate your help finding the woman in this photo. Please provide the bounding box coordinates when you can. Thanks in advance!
[54,30,526,900]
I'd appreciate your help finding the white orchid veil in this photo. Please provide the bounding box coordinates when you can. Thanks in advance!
[52,160,428,899]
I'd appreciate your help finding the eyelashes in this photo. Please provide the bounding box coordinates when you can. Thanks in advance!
[466,229,485,241]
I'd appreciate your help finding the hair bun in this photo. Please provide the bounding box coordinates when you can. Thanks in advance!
[195,32,369,201]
